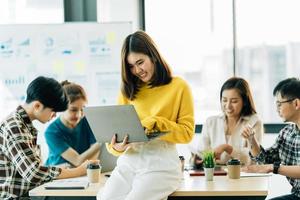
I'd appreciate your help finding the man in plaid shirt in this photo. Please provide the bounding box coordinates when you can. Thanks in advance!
[242,77,300,200]
[0,76,90,199]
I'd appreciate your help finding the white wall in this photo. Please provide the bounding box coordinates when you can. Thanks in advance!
[97,0,141,31]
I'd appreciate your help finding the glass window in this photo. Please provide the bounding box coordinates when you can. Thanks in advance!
[0,0,63,24]
[236,0,300,123]
[145,0,233,123]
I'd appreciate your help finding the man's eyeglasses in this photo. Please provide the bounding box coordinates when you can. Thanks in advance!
[275,98,295,107]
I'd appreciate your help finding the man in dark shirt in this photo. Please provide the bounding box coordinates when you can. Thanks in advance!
[242,77,300,200]
[0,76,90,199]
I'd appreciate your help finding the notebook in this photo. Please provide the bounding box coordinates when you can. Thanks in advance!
[44,179,89,190]
[189,168,227,176]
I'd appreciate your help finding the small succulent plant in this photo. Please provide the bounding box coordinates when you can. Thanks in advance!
[202,150,215,168]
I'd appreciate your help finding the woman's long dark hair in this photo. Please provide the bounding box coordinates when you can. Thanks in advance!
[121,31,172,100]
[220,77,256,116]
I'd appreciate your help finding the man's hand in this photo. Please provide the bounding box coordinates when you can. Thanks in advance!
[242,164,273,173]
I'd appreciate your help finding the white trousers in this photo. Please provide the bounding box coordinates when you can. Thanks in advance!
[97,140,181,200]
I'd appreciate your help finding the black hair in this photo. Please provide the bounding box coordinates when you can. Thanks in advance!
[26,76,68,112]
[273,77,300,99]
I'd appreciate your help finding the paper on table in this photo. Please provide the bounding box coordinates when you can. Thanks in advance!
[224,167,271,177]
[44,177,89,190]
[240,172,272,177]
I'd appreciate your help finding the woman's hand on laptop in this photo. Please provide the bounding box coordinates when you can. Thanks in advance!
[111,134,130,152]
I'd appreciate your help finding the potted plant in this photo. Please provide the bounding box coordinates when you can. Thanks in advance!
[202,150,215,181]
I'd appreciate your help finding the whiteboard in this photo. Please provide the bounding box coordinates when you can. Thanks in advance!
[0,22,132,119]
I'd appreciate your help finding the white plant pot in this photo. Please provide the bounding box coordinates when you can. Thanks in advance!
[204,167,214,181]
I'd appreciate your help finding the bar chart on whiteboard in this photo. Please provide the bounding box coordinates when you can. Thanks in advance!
[0,22,132,119]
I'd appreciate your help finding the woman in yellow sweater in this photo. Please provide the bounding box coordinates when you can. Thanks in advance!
[98,31,195,200]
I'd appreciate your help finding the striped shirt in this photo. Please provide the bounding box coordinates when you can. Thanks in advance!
[0,106,61,199]
[252,123,300,197]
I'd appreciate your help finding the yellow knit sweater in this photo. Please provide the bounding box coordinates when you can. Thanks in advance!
[107,77,195,156]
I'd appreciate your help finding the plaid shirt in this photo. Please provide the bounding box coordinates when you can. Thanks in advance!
[0,106,61,199]
[251,123,300,197]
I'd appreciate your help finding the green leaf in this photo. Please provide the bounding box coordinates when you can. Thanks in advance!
[202,150,215,168]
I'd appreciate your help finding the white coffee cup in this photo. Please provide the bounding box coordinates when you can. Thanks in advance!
[227,159,241,179]
[87,161,101,183]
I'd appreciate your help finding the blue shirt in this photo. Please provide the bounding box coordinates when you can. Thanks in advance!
[44,116,96,166]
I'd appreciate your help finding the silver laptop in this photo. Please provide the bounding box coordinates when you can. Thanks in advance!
[84,105,147,172]
[84,105,168,172]
[84,105,150,143]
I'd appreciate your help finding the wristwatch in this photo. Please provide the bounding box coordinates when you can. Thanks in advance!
[273,162,281,174]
